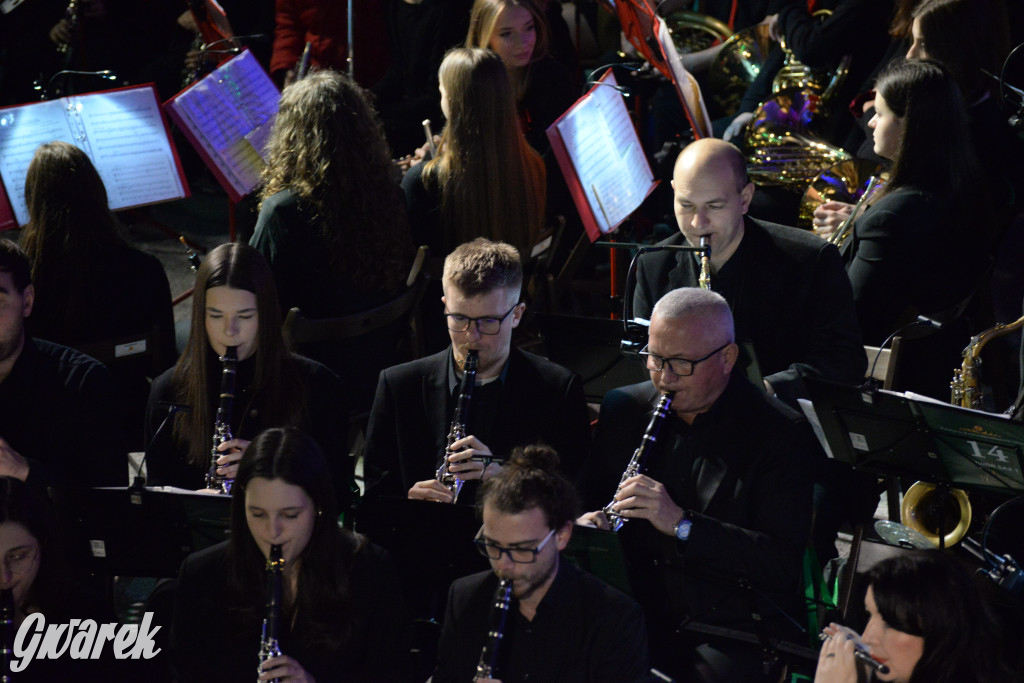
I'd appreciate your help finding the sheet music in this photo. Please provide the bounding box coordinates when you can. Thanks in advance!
[166,50,279,198]
[553,72,654,234]
[0,86,186,226]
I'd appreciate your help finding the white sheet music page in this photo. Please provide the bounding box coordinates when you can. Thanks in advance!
[553,71,654,234]
[0,86,186,226]
[166,50,279,198]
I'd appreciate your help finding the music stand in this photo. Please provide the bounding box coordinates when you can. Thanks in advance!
[805,379,1024,493]
[563,524,633,596]
[51,486,232,578]
[352,496,488,622]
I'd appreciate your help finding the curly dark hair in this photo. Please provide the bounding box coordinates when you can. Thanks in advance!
[259,70,412,293]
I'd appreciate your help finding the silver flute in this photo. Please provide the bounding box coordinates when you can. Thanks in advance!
[818,628,890,675]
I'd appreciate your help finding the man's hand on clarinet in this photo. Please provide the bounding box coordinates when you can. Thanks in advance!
[608,474,684,536]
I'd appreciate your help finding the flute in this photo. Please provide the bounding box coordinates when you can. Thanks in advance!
[422,119,437,158]
[819,627,890,675]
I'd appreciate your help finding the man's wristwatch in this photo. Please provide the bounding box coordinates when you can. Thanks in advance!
[674,514,692,542]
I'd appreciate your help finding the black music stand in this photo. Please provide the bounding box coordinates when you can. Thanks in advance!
[352,496,488,622]
[563,524,633,596]
[51,486,232,578]
[805,378,1024,493]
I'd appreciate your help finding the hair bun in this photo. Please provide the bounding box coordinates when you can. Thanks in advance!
[507,443,560,473]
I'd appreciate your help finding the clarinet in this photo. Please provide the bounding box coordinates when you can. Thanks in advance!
[475,578,513,680]
[435,349,477,503]
[0,589,13,683]
[207,345,238,494]
[257,545,285,683]
[602,392,675,532]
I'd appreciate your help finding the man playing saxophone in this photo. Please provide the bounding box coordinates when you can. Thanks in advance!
[579,287,820,682]
[364,238,589,504]
[434,444,650,683]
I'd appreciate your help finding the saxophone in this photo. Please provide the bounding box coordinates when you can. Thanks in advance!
[1,589,13,683]
[475,577,513,680]
[435,349,478,503]
[257,544,285,683]
[603,392,675,532]
[698,236,711,290]
[951,315,1024,409]
[207,345,238,494]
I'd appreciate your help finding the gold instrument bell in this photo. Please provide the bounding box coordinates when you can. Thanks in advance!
[662,10,733,54]
[797,159,886,229]
[707,22,775,116]
[900,482,972,548]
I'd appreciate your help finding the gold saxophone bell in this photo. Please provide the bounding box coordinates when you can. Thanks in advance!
[900,482,972,548]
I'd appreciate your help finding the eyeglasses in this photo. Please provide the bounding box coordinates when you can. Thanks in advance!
[1,546,38,575]
[473,528,556,563]
[640,342,730,377]
[445,303,519,335]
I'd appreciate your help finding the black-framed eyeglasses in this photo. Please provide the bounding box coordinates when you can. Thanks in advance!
[445,303,519,335]
[640,342,730,377]
[473,528,556,563]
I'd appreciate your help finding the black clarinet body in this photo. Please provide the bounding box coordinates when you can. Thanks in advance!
[602,392,675,532]
[207,345,238,493]
[257,544,285,682]
[435,349,478,503]
[475,577,512,679]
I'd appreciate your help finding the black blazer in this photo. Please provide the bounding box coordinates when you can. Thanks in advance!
[363,346,589,500]
[634,217,866,405]
[582,374,818,640]
[842,185,984,345]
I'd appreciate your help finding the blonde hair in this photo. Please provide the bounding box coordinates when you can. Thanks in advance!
[465,0,549,100]
[422,48,545,255]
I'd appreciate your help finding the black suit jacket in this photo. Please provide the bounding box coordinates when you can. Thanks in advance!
[634,217,866,405]
[582,374,817,647]
[363,346,589,500]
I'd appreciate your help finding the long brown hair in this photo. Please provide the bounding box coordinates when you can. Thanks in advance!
[259,70,412,293]
[19,141,126,334]
[422,48,545,255]
[172,243,304,467]
[466,0,550,101]
[227,428,363,651]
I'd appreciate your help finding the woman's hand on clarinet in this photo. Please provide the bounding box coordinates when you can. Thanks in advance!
[214,438,250,480]
[814,625,860,683]
[259,654,316,682]
[812,201,854,238]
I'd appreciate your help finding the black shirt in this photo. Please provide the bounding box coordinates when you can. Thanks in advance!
[434,561,650,683]
[144,351,350,499]
[0,338,125,488]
